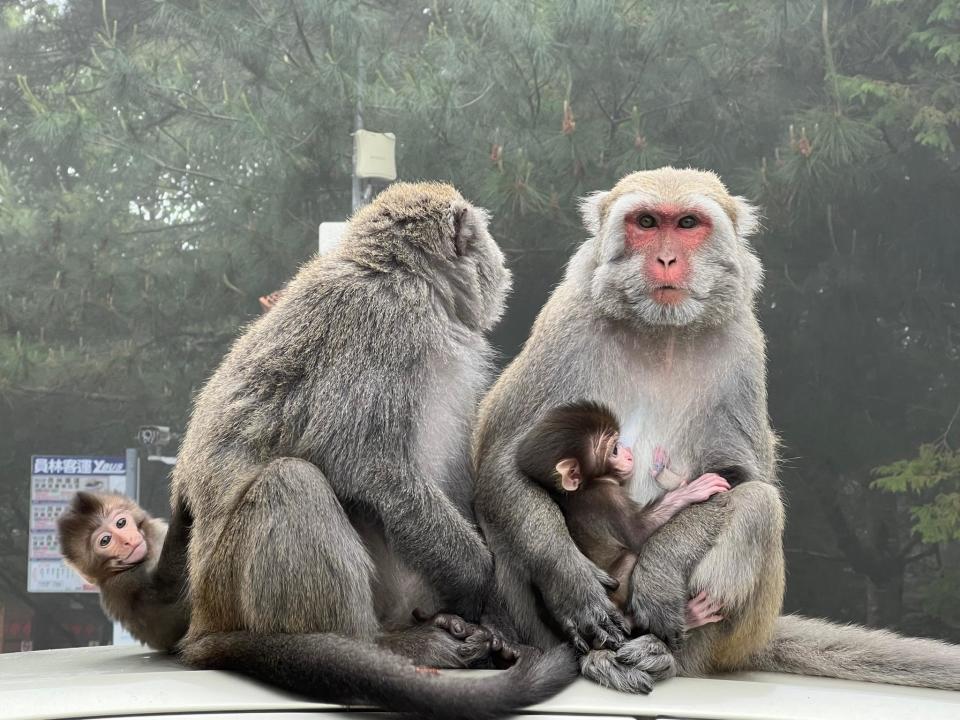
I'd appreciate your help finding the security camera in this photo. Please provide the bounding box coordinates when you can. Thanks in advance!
[137,425,172,448]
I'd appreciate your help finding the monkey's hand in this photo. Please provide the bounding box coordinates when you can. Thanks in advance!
[639,474,729,539]
[662,473,730,509]
[626,563,688,651]
[542,559,627,654]
[412,609,523,667]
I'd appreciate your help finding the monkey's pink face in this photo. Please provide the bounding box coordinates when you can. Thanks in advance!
[92,510,147,566]
[623,205,713,306]
[608,440,634,477]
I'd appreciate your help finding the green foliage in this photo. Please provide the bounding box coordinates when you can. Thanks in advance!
[873,440,960,632]
[873,444,960,542]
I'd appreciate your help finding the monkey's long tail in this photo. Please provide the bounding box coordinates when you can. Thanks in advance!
[744,614,960,691]
[181,631,578,720]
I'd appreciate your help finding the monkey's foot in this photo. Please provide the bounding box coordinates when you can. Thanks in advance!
[412,609,521,667]
[580,634,676,694]
[614,634,676,682]
[685,591,724,630]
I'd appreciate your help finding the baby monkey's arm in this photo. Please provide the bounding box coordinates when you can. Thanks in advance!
[633,448,730,543]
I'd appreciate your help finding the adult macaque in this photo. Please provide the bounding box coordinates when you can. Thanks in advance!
[57,491,190,652]
[515,400,729,616]
[475,167,960,693]
[171,182,576,719]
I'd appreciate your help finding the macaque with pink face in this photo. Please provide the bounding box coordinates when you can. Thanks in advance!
[516,401,727,634]
[57,491,190,652]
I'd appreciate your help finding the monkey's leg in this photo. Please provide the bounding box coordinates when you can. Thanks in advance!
[576,496,735,691]
[687,481,785,674]
[625,493,732,650]
[373,473,493,621]
[183,458,581,718]
[186,457,378,641]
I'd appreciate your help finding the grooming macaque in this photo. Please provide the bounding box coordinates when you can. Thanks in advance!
[57,491,190,652]
[475,166,960,693]
[171,183,576,720]
[516,400,729,617]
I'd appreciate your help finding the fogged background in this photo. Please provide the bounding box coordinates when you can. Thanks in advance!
[1,1,958,650]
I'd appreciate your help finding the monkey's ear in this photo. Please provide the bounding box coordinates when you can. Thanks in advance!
[578,191,609,235]
[730,195,761,237]
[556,458,581,492]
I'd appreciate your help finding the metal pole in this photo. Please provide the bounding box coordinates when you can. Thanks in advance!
[125,447,140,503]
[351,46,365,213]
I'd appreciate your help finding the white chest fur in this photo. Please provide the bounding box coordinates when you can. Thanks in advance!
[599,328,731,505]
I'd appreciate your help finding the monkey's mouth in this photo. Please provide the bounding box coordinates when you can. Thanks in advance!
[651,286,688,305]
[123,540,148,565]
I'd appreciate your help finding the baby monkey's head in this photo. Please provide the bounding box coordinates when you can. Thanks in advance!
[516,400,634,494]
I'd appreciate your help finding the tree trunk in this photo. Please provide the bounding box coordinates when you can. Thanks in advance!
[865,572,904,629]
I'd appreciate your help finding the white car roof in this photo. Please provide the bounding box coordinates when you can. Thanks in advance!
[2,645,958,720]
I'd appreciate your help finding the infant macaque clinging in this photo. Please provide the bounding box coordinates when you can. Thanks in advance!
[515,401,727,637]
[57,491,190,652]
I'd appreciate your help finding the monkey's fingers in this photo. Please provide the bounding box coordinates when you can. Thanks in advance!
[703,598,724,614]
[412,609,473,639]
[562,619,591,654]
[686,611,724,629]
[456,632,493,663]
[698,473,730,489]
[412,607,432,622]
[683,474,730,502]
[593,567,621,592]
[499,641,521,663]
[685,593,725,630]
[456,625,525,668]
[590,624,613,651]
[591,612,628,651]
[603,607,630,643]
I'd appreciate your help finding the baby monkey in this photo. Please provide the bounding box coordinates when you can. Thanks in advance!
[516,401,727,635]
[57,491,190,652]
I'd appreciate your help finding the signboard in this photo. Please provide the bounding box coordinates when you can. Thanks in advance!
[28,455,134,593]
[353,130,397,180]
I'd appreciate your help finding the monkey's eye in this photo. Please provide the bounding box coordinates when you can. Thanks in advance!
[98,534,111,548]
[678,215,699,229]
[611,445,618,457]
[116,517,126,529]
[637,214,657,229]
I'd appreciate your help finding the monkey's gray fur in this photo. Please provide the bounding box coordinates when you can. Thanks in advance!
[474,167,960,693]
[171,182,577,719]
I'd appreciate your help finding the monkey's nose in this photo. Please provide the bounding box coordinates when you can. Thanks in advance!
[657,252,677,268]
